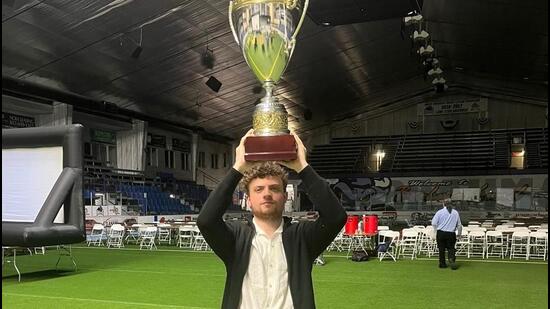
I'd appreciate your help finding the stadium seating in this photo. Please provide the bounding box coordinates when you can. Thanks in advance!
[309,128,548,175]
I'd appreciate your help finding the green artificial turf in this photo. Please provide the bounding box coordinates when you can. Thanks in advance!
[2,246,548,308]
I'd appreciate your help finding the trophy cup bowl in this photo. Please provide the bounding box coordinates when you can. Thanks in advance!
[229,0,309,161]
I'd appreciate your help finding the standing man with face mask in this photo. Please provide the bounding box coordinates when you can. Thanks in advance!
[197,129,347,309]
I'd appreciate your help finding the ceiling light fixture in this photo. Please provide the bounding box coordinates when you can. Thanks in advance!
[418,45,434,56]
[404,14,423,26]
[423,57,439,69]
[413,30,429,42]
[428,67,443,76]
[432,77,446,85]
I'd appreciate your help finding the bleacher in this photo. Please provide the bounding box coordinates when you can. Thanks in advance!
[174,180,210,208]
[391,130,507,171]
[118,184,192,215]
[308,136,401,175]
[523,128,548,168]
[84,159,147,192]
[309,128,548,176]
[83,159,209,215]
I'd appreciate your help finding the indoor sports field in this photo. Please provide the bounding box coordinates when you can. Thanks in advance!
[2,246,547,309]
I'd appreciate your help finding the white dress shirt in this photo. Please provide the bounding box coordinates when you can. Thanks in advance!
[239,218,293,309]
[431,207,462,234]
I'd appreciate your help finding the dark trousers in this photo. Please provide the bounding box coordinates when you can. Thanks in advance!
[436,230,456,266]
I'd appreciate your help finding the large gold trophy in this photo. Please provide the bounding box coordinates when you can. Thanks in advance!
[229,0,309,161]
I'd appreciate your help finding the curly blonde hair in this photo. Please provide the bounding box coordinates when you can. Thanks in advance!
[239,162,288,194]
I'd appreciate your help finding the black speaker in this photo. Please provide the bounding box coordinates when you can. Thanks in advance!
[205,76,222,93]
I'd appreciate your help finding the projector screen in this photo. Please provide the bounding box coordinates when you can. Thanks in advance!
[2,146,64,223]
[2,125,85,247]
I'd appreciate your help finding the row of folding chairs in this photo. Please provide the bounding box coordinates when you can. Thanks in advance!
[176,225,210,251]
[398,227,434,260]
[102,223,210,250]
[329,224,550,261]
[468,221,547,230]
[456,227,548,260]
[370,227,435,262]
[87,224,158,250]
[391,225,549,261]
[327,226,435,262]
[124,224,170,245]
[327,226,389,256]
[399,225,549,261]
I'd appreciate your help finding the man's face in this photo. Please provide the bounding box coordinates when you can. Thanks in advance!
[247,176,287,220]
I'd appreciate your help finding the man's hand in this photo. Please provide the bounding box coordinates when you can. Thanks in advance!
[232,129,259,174]
[278,131,308,173]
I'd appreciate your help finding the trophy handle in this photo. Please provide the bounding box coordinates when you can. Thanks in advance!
[228,1,240,46]
[287,0,309,58]
[291,0,310,42]
[287,39,296,60]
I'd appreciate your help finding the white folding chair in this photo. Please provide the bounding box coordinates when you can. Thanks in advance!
[347,233,369,259]
[495,224,513,231]
[177,225,196,248]
[33,247,46,255]
[528,231,547,260]
[125,224,143,244]
[87,224,105,246]
[510,230,530,260]
[485,231,506,259]
[455,227,470,257]
[157,224,172,245]
[192,226,210,251]
[377,226,390,244]
[399,229,419,260]
[467,230,486,258]
[418,226,437,257]
[378,230,400,262]
[107,224,125,248]
[327,228,346,252]
[139,226,158,250]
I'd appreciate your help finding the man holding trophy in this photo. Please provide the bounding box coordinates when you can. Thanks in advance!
[197,1,347,308]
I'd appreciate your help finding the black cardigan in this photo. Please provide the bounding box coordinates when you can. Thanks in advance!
[197,166,347,309]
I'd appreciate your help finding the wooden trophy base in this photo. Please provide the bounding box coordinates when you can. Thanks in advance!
[244,135,297,161]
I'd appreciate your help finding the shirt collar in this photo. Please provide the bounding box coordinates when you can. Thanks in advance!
[252,217,284,237]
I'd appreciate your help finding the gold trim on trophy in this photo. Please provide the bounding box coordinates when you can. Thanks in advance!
[253,111,289,135]
[232,0,299,10]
